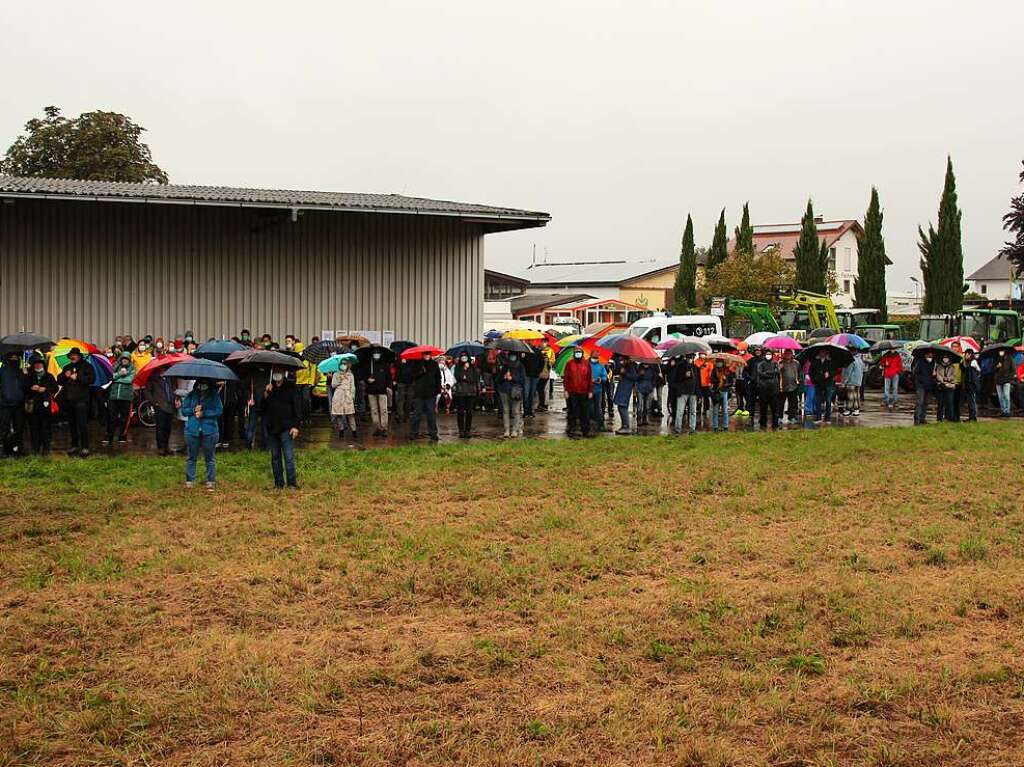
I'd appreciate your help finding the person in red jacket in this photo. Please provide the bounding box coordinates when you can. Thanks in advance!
[562,349,593,438]
[879,350,903,410]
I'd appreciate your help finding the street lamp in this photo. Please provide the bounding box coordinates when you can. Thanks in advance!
[909,276,920,301]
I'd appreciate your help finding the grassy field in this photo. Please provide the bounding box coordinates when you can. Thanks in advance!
[2,424,1024,767]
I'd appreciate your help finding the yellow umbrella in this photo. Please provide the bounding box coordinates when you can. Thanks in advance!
[504,329,545,341]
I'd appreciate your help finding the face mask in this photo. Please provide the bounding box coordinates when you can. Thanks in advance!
[350,344,359,352]
[156,344,164,351]
[272,372,284,382]
[925,356,933,362]
[373,353,381,360]
[999,351,1006,357]
[423,355,433,362]
[508,354,517,361]
[339,364,348,372]
[34,367,44,375]
[942,357,950,364]
[574,352,583,360]
[241,335,250,342]
[138,344,147,352]
[460,355,468,363]
[285,343,294,350]
[195,383,208,393]
[184,337,194,344]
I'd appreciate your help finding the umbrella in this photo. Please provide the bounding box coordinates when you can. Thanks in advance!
[318,353,359,374]
[300,340,345,364]
[676,335,713,353]
[47,345,110,386]
[193,339,246,362]
[827,333,870,350]
[808,327,838,340]
[53,338,101,355]
[482,330,504,340]
[553,345,610,375]
[336,334,371,348]
[663,341,710,358]
[764,335,802,351]
[655,338,682,351]
[0,331,54,354]
[554,333,586,348]
[797,342,855,368]
[503,329,544,341]
[389,340,418,354]
[134,353,194,389]
[162,358,239,382]
[869,339,903,354]
[708,352,747,366]
[400,344,445,360]
[234,349,305,369]
[911,342,961,360]
[493,337,532,354]
[979,342,1014,360]
[939,336,981,353]
[703,333,737,351]
[744,331,778,347]
[446,341,486,358]
[356,345,396,367]
[597,334,660,361]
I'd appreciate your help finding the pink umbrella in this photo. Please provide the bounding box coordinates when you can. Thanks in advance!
[764,335,802,351]
[656,338,682,352]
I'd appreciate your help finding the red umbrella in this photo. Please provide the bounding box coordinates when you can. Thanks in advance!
[594,334,660,362]
[134,353,193,389]
[400,345,444,360]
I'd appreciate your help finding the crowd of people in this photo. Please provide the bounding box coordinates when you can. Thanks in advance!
[0,326,1020,490]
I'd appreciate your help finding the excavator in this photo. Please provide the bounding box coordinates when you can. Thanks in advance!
[718,298,780,338]
[774,287,841,338]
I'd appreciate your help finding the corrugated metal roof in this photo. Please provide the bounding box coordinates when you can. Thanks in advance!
[0,175,550,224]
[752,220,853,235]
[521,257,680,286]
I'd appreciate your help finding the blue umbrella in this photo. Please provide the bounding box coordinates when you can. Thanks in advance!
[193,339,246,362]
[483,329,504,340]
[446,341,486,358]
[162,358,239,382]
[318,353,358,374]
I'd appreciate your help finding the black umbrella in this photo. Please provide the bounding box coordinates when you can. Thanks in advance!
[162,358,240,382]
[808,327,839,340]
[869,339,903,354]
[494,337,531,354]
[301,340,344,364]
[193,339,246,362]
[912,343,961,361]
[0,331,54,354]
[235,349,305,369]
[979,342,1014,360]
[797,342,854,368]
[355,344,396,367]
[664,340,711,357]
[390,340,418,354]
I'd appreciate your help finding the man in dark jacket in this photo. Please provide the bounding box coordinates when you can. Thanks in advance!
[145,371,178,456]
[394,358,417,423]
[522,347,544,418]
[57,348,96,456]
[364,350,392,436]
[410,352,442,441]
[23,354,58,455]
[0,351,27,457]
[961,348,981,422]
[562,349,593,437]
[756,351,782,430]
[912,352,936,425]
[808,349,835,422]
[993,348,1015,417]
[261,367,302,489]
[670,354,699,434]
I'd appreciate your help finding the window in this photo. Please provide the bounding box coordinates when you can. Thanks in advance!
[843,247,852,271]
[981,284,987,294]
[843,279,850,294]
[829,247,837,270]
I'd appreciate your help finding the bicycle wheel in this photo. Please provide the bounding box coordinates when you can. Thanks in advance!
[138,400,157,428]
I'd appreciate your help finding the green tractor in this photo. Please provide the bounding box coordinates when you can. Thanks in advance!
[919,308,1021,345]
[717,298,780,338]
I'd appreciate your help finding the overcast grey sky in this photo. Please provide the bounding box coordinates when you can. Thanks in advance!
[2,0,1021,292]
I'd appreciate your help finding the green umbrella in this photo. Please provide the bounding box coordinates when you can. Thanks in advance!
[318,353,358,374]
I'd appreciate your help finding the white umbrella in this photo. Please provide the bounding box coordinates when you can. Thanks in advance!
[744,331,779,347]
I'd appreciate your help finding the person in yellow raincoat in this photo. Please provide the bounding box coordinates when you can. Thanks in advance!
[130,338,153,372]
[290,339,320,421]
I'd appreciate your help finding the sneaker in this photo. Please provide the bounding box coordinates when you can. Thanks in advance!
[853,409,861,416]
[79,449,90,458]
[185,481,194,489]
[503,431,510,438]
[205,482,215,492]
[615,428,631,435]
[101,439,111,447]
[287,484,300,491]
[67,448,79,457]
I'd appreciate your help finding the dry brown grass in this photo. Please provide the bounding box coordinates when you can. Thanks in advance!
[2,423,1024,766]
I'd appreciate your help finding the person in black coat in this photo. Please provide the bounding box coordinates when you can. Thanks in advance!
[260,369,302,489]
[57,348,96,456]
[912,352,936,425]
[453,354,482,438]
[364,351,393,436]
[22,354,58,455]
[410,353,442,441]
[0,351,27,457]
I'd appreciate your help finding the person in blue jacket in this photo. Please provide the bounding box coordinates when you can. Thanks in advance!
[589,352,609,432]
[613,359,639,435]
[181,380,223,490]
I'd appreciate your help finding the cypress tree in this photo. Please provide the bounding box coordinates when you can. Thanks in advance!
[706,209,728,270]
[793,200,825,293]
[734,202,754,255]
[919,157,964,314]
[854,187,888,316]
[673,214,697,311]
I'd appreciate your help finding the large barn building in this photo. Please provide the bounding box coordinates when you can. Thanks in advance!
[0,176,549,347]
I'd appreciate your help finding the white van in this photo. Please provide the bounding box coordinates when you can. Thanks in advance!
[627,313,722,346]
